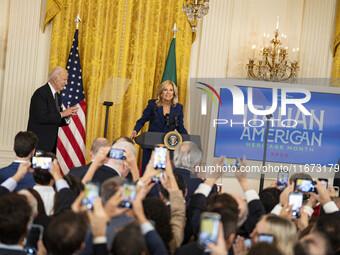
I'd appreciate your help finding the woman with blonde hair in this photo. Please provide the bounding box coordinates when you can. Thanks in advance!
[130,80,187,172]
[250,214,297,255]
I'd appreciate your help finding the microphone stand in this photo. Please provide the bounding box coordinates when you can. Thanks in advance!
[103,101,113,138]
[259,114,273,193]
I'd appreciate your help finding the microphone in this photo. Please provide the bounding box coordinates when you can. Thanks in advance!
[165,114,170,129]
[174,114,178,128]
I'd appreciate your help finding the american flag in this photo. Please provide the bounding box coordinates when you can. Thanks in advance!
[57,29,86,174]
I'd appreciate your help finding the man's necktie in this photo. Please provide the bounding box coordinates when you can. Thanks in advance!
[54,92,60,112]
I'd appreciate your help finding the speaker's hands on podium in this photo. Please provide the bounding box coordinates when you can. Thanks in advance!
[61,104,79,118]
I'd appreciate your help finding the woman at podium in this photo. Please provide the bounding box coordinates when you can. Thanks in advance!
[130,80,187,172]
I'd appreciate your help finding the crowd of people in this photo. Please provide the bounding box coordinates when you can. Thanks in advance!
[0,130,339,255]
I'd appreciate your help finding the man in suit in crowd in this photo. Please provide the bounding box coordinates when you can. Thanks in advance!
[69,137,112,182]
[0,193,32,255]
[173,141,217,203]
[0,131,38,191]
[27,66,78,154]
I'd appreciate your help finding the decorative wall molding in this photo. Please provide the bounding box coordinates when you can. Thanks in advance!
[0,0,51,167]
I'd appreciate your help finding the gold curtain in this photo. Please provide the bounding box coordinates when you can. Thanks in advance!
[46,0,192,165]
[332,3,340,87]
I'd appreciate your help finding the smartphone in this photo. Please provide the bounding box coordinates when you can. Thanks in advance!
[294,179,317,193]
[198,212,221,248]
[24,224,44,255]
[108,148,126,159]
[289,192,303,218]
[82,182,100,210]
[258,234,274,243]
[152,171,164,183]
[120,183,136,208]
[277,170,289,190]
[334,186,339,197]
[153,145,167,170]
[31,156,52,170]
[318,178,328,189]
[223,158,240,168]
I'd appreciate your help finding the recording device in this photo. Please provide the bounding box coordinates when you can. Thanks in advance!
[153,145,167,170]
[294,179,317,193]
[258,234,274,243]
[108,148,126,159]
[334,186,339,197]
[277,170,289,190]
[120,183,136,208]
[289,192,303,218]
[82,182,100,210]
[24,224,44,255]
[31,156,52,170]
[318,178,328,189]
[198,212,221,248]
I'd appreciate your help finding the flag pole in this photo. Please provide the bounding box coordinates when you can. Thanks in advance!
[74,14,82,29]
[172,23,178,38]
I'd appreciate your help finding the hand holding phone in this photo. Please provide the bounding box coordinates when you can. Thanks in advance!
[108,148,126,159]
[120,183,136,208]
[294,179,317,193]
[318,178,328,189]
[153,145,167,170]
[289,192,303,218]
[31,156,52,170]
[277,170,289,190]
[198,212,221,247]
[25,224,44,255]
[82,182,100,210]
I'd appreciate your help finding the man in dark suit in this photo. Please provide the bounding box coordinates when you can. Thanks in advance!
[173,141,217,203]
[69,138,111,179]
[70,138,140,185]
[0,131,38,191]
[27,66,78,154]
[0,193,32,255]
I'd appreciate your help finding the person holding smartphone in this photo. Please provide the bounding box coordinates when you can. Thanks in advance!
[130,80,188,173]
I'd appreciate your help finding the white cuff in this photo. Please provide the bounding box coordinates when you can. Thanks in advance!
[270,203,283,215]
[194,183,212,197]
[303,205,314,217]
[244,190,259,203]
[141,221,154,235]
[55,179,70,192]
[323,201,339,214]
[93,236,107,244]
[1,177,17,192]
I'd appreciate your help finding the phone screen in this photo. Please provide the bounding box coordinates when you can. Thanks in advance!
[31,156,52,170]
[199,212,221,247]
[258,234,274,243]
[294,179,316,192]
[334,187,339,197]
[82,182,100,210]
[25,224,44,255]
[289,192,303,218]
[277,171,289,190]
[153,145,167,170]
[108,148,125,159]
[120,183,136,208]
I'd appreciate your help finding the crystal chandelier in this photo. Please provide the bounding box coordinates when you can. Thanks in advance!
[247,18,300,82]
[181,0,209,32]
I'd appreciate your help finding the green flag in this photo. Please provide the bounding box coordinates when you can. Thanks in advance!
[161,38,177,86]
